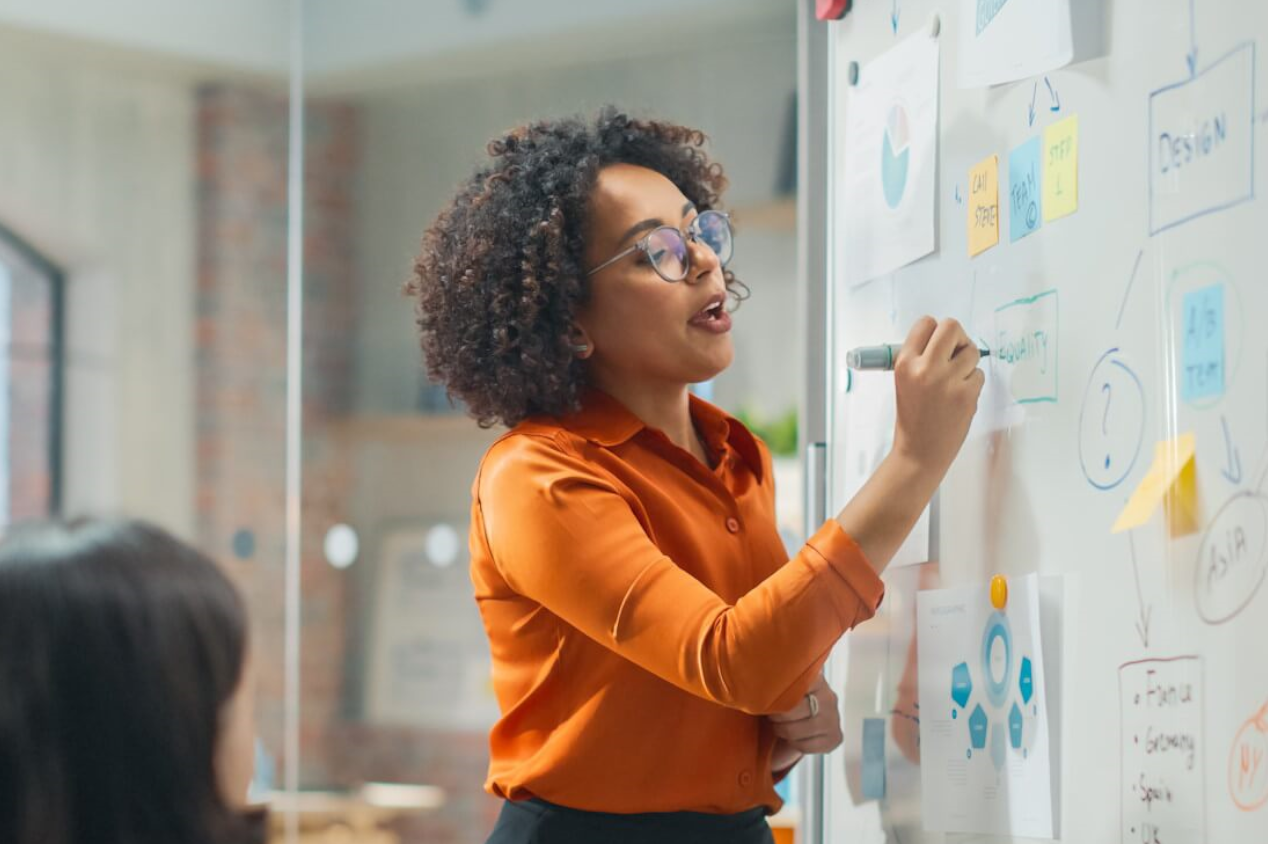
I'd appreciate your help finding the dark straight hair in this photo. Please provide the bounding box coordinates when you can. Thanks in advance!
[0,518,266,844]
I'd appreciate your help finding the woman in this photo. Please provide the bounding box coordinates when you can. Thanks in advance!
[407,109,983,843]
[0,518,264,844]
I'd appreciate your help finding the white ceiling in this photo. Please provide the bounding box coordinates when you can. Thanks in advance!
[0,0,792,90]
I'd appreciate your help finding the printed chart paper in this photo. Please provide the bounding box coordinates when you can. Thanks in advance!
[841,371,931,567]
[917,573,1058,837]
[958,0,1074,88]
[840,31,939,285]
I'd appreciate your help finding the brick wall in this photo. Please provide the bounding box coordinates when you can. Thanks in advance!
[195,85,495,842]
[195,83,355,785]
[5,256,55,521]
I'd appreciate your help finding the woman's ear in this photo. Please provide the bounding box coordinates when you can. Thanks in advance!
[568,326,593,359]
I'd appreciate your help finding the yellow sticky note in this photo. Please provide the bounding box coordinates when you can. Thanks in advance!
[1112,433,1200,537]
[967,154,1000,257]
[1043,114,1079,221]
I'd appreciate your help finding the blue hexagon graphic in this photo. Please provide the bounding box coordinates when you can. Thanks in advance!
[1009,702,1024,749]
[990,723,1006,770]
[968,704,988,749]
[1019,656,1034,704]
[951,661,972,708]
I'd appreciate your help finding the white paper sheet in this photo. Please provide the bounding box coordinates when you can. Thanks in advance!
[958,0,1074,88]
[840,30,939,286]
[841,371,930,567]
[916,573,1059,837]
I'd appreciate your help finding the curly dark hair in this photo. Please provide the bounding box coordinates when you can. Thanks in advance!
[405,108,748,429]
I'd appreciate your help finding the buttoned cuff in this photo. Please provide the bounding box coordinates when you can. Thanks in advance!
[805,520,885,627]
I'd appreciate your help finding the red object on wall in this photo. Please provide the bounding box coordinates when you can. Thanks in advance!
[816,0,851,20]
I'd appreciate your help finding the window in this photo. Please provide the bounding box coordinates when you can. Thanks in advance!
[0,225,64,526]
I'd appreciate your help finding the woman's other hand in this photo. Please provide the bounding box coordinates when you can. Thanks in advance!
[766,673,842,772]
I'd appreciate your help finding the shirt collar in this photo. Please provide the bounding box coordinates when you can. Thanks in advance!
[559,388,765,482]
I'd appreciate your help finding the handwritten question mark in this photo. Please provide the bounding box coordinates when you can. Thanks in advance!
[1101,382,1113,469]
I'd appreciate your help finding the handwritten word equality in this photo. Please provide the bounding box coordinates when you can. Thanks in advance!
[994,330,1051,373]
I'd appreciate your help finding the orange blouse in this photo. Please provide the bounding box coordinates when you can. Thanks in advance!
[470,389,884,815]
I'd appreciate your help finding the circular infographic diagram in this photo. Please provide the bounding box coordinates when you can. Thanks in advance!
[950,610,1039,771]
[881,101,911,209]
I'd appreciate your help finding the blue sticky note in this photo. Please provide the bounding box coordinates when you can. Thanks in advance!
[1008,137,1043,242]
[1181,283,1225,401]
[862,717,886,800]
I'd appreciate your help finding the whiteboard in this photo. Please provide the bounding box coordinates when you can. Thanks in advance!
[820,2,1268,843]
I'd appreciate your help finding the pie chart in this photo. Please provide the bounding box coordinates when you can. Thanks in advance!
[881,102,910,209]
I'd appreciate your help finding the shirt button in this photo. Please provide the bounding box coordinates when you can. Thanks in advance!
[725,517,741,533]
[738,769,753,787]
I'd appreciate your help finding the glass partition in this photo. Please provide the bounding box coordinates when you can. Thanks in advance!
[0,2,296,834]
[0,3,805,841]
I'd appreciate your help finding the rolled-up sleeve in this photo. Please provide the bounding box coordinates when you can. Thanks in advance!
[477,434,885,716]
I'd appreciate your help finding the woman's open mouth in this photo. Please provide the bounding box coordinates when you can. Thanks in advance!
[689,295,732,334]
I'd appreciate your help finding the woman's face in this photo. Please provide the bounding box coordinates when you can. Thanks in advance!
[577,164,734,391]
[216,647,256,807]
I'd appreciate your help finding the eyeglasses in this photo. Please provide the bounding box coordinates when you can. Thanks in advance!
[586,210,733,282]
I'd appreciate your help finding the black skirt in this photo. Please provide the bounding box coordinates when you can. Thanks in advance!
[486,798,775,844]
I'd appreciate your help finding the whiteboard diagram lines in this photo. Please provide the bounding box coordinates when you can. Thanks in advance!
[1147,41,1257,236]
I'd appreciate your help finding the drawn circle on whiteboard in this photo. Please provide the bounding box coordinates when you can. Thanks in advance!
[1078,348,1146,490]
[1165,261,1244,410]
[880,100,911,210]
[1193,491,1268,625]
[1228,706,1268,811]
[980,612,1012,708]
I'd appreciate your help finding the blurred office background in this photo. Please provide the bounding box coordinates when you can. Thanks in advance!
[0,1,804,841]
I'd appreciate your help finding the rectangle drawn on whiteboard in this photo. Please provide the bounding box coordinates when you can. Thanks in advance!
[1149,42,1256,235]
[1119,656,1206,844]
[993,289,1059,404]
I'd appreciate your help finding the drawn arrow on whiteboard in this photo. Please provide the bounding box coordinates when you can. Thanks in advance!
[1128,532,1152,648]
[891,0,900,35]
[1221,414,1243,485]
[1185,0,1199,77]
[1028,82,1038,126]
[1045,76,1061,112]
